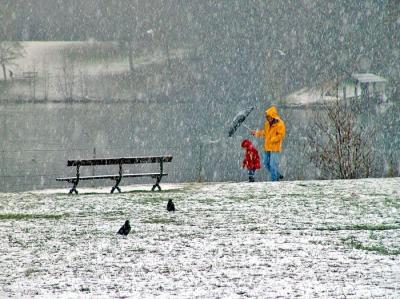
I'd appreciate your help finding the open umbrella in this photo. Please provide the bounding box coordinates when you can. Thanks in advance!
[228,106,254,137]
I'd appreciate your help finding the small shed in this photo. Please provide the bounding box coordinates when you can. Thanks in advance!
[284,72,387,106]
[349,73,387,101]
[327,73,387,100]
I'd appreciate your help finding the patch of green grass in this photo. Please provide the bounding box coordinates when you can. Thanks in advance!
[278,230,292,235]
[197,198,216,204]
[24,268,41,277]
[126,189,185,194]
[178,232,205,239]
[228,196,249,202]
[142,217,177,224]
[103,210,127,216]
[369,231,379,240]
[0,213,68,221]
[316,223,400,231]
[384,197,400,207]
[131,247,145,252]
[285,193,305,197]
[249,227,268,234]
[101,210,128,220]
[135,196,178,205]
[341,236,400,255]
[309,240,331,245]
[55,189,185,197]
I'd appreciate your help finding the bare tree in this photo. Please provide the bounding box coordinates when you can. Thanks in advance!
[0,42,24,81]
[305,99,376,179]
[30,62,37,100]
[42,61,50,101]
[56,57,75,101]
[78,69,89,100]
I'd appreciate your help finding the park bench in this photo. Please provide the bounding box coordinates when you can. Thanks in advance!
[12,71,38,81]
[56,155,173,194]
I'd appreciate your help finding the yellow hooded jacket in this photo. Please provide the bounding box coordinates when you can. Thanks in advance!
[254,106,286,152]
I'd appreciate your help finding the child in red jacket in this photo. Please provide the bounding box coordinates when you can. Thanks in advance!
[241,139,261,182]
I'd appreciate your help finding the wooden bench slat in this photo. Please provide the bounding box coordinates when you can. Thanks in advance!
[67,155,173,166]
[122,173,168,178]
[56,173,168,181]
[58,155,172,193]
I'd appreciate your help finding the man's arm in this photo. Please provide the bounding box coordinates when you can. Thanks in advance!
[251,129,264,138]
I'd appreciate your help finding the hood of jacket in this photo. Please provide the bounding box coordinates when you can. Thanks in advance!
[241,139,252,148]
[265,106,280,119]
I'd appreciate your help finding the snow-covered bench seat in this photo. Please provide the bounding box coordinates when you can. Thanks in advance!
[56,155,172,194]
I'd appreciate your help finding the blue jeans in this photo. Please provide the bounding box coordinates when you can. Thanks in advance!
[263,151,281,181]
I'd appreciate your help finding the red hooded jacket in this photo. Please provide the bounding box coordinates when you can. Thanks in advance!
[241,139,261,170]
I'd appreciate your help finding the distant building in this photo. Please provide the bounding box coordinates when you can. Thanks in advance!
[284,73,387,106]
[349,73,387,101]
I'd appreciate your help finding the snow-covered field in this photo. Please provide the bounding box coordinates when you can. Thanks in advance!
[1,178,400,298]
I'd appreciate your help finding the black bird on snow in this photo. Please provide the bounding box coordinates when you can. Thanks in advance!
[117,220,131,236]
[167,199,175,212]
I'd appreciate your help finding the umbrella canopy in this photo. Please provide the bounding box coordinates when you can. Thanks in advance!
[228,106,254,137]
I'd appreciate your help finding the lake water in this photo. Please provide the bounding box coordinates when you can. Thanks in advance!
[0,100,398,192]
[0,99,261,191]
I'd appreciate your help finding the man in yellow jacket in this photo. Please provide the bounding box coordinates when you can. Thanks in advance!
[251,106,286,181]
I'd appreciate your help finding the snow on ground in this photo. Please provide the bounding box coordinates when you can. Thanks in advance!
[13,41,187,76]
[1,178,399,298]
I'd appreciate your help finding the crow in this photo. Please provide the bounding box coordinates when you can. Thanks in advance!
[117,220,131,236]
[167,199,175,212]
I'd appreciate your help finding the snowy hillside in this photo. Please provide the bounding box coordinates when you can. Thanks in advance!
[1,178,399,298]
[2,41,188,101]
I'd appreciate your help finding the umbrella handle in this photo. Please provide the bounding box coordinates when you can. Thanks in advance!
[242,124,252,132]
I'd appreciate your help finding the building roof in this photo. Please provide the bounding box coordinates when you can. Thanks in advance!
[351,73,387,83]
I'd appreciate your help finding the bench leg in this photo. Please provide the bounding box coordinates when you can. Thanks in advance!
[111,177,122,194]
[69,180,79,195]
[69,188,78,195]
[111,186,121,193]
[151,176,162,191]
[151,184,161,191]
